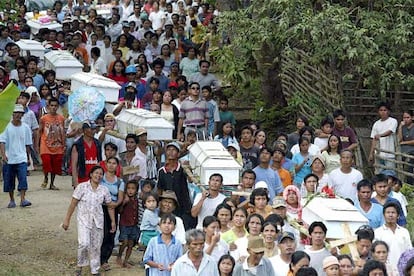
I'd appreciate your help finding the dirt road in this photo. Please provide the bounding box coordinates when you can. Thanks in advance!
[0,170,145,276]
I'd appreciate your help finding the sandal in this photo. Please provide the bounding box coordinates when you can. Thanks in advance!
[101,263,111,271]
[75,268,82,276]
[49,185,60,190]
[41,180,48,188]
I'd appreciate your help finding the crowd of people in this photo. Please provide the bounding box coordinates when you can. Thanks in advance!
[1,0,414,276]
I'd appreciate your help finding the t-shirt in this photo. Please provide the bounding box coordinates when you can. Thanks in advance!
[400,125,414,153]
[240,144,260,170]
[39,114,66,155]
[304,246,332,276]
[269,255,290,276]
[354,201,384,229]
[0,122,32,164]
[253,166,283,201]
[219,110,236,126]
[370,117,398,158]
[314,137,328,150]
[332,126,357,149]
[321,151,341,173]
[292,153,312,185]
[328,168,363,202]
[193,192,226,229]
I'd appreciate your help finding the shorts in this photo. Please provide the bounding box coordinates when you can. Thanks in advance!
[139,230,159,246]
[119,225,139,242]
[41,154,63,175]
[3,162,28,192]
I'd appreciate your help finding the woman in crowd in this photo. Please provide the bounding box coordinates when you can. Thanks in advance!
[179,46,199,78]
[100,157,125,271]
[337,254,354,276]
[62,166,116,276]
[214,121,238,148]
[283,185,302,220]
[262,221,279,258]
[232,213,264,262]
[287,251,311,276]
[108,60,127,85]
[203,216,230,262]
[214,203,232,233]
[371,240,399,276]
[321,134,342,173]
[254,129,267,149]
[117,34,130,62]
[160,90,179,138]
[218,254,236,276]
[290,126,321,155]
[221,207,248,260]
[157,44,175,74]
[288,115,309,150]
[292,136,312,187]
[249,187,272,219]
[310,155,329,189]
[398,110,414,184]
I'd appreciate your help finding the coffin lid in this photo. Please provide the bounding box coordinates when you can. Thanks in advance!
[71,72,121,89]
[44,50,83,67]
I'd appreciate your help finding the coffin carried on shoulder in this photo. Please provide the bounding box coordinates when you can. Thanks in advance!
[116,108,174,140]
[16,39,45,61]
[44,51,83,80]
[188,141,242,186]
[302,197,368,239]
[70,72,121,103]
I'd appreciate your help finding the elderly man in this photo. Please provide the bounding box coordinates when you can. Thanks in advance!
[158,190,186,245]
[95,113,126,160]
[171,229,218,275]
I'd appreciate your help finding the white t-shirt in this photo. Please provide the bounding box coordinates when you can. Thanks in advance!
[370,117,398,158]
[290,143,321,156]
[314,137,328,151]
[269,254,290,276]
[304,246,332,276]
[328,168,363,202]
[193,192,226,229]
[392,191,408,217]
[148,10,166,31]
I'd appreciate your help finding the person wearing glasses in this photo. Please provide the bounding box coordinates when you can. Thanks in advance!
[177,82,209,141]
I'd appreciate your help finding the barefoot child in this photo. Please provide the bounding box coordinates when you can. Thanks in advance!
[143,214,182,275]
[117,180,139,267]
[139,191,160,248]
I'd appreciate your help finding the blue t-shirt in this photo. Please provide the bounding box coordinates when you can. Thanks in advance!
[292,153,312,186]
[354,201,384,229]
[253,166,283,201]
[371,197,407,226]
[101,175,125,202]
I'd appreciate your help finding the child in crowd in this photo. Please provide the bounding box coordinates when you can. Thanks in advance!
[292,137,312,187]
[314,116,334,151]
[139,191,160,248]
[137,180,156,236]
[219,96,236,127]
[143,214,182,275]
[202,85,220,138]
[389,176,408,217]
[117,180,139,268]
[214,121,238,148]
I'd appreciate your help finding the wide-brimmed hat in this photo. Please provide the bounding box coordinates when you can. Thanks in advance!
[159,190,179,207]
[247,236,265,253]
[323,256,339,269]
[135,128,147,136]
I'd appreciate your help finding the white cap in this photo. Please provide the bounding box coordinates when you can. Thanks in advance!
[255,181,268,190]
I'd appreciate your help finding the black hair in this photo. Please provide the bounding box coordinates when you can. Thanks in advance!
[202,215,220,229]
[199,59,210,67]
[241,169,256,179]
[289,251,311,271]
[298,136,310,146]
[296,267,317,276]
[88,165,103,178]
[125,133,138,143]
[372,174,388,185]
[220,95,229,104]
[357,228,374,242]
[304,173,319,184]
[361,260,387,275]
[320,116,334,127]
[142,191,159,205]
[105,156,120,165]
[152,58,165,68]
[47,97,59,105]
[209,173,223,183]
[250,188,269,206]
[240,125,254,135]
[217,120,235,139]
[201,85,212,93]
[213,203,233,220]
[104,142,118,152]
[371,240,389,254]
[91,46,101,57]
[19,92,30,99]
[383,201,400,216]
[297,115,309,126]
[337,254,354,267]
[259,146,273,156]
[377,101,391,111]
[333,109,346,119]
[299,126,314,142]
[233,207,248,219]
[308,221,327,235]
[245,213,264,233]
[159,213,176,225]
[149,77,160,85]
[218,255,235,275]
[356,179,373,191]
[262,221,280,234]
[264,214,284,230]
[404,257,414,276]
[327,134,342,154]
[125,179,138,189]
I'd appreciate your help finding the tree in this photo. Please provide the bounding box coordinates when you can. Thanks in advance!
[215,0,414,128]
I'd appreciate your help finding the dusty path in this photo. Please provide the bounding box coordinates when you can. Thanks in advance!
[0,170,145,276]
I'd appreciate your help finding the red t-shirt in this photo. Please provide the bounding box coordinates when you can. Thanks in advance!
[78,140,99,183]
[120,197,139,226]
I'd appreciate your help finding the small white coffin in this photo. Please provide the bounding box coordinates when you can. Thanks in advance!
[188,141,242,186]
[26,19,62,36]
[302,197,368,239]
[71,72,121,103]
[16,39,45,60]
[44,51,83,80]
[116,108,174,140]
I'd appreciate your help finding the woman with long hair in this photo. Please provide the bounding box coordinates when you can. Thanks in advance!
[160,90,179,138]
[108,60,127,85]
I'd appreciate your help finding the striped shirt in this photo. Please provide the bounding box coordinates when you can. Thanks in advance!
[179,97,209,126]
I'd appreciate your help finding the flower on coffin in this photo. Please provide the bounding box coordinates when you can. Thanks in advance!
[321,186,335,198]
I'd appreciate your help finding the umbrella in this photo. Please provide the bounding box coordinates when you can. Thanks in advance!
[0,82,20,133]
[68,86,105,122]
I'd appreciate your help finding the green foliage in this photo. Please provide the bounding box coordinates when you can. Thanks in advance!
[215,0,414,132]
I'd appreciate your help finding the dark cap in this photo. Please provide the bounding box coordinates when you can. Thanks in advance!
[82,120,97,129]
[277,231,295,243]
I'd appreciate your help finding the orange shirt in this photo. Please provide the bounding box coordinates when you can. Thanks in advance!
[39,114,66,155]
[277,167,293,188]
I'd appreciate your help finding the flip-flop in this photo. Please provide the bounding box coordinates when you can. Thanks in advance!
[7,200,16,208]
[20,199,32,207]
[101,263,111,271]
[41,180,48,188]
[49,185,60,190]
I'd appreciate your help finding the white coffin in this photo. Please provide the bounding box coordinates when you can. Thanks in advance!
[71,72,121,103]
[188,141,242,186]
[26,19,62,36]
[116,108,174,140]
[44,51,83,80]
[16,39,45,60]
[302,197,368,239]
